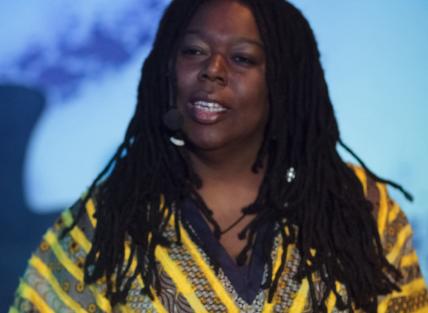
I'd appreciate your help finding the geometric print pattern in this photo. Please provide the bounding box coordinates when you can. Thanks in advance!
[9,166,428,312]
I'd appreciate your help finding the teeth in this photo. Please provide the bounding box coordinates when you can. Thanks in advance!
[193,100,227,112]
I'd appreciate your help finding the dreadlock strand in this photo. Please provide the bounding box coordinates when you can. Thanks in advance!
[339,138,414,201]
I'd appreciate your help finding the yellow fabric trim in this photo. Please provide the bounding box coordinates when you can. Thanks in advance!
[8,307,19,313]
[326,282,344,313]
[151,291,168,313]
[326,293,336,313]
[160,194,165,209]
[117,304,135,313]
[261,301,275,313]
[376,183,388,237]
[8,306,19,313]
[377,295,388,313]
[86,199,97,227]
[386,224,412,264]
[18,281,56,313]
[261,243,286,313]
[62,209,73,226]
[387,201,401,223]
[378,279,428,313]
[400,250,419,267]
[351,165,367,196]
[155,245,209,313]
[400,278,427,294]
[45,230,84,281]
[62,210,92,252]
[177,218,239,313]
[124,245,135,268]
[44,230,112,312]
[70,226,92,253]
[131,276,168,313]
[91,289,112,313]
[272,244,285,277]
[288,279,309,313]
[399,250,418,267]
[30,256,87,312]
[414,306,428,313]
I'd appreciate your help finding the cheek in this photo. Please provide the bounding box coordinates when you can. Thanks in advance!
[253,74,269,116]
[175,72,187,99]
[235,68,267,97]
[250,84,269,129]
[175,62,197,98]
[237,76,269,116]
[175,63,185,99]
[255,73,269,105]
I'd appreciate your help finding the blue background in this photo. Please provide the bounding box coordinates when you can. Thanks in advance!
[1,0,427,310]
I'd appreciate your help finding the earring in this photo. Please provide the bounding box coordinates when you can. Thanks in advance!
[286,167,296,183]
[169,136,185,147]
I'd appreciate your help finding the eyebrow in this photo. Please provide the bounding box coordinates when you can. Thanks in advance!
[183,29,264,49]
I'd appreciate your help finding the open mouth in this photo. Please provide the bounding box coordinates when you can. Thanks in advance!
[188,100,228,124]
[193,100,227,112]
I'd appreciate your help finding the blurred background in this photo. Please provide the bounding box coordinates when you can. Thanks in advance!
[0,0,427,310]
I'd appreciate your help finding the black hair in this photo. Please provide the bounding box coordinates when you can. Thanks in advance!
[66,0,410,312]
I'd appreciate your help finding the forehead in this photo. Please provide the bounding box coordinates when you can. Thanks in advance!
[184,0,262,43]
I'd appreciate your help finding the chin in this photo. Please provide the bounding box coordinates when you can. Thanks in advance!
[186,137,225,152]
[181,122,223,149]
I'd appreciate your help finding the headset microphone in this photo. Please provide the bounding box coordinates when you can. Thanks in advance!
[163,108,184,131]
[163,109,185,146]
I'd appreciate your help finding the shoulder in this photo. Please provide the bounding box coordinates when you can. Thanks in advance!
[348,164,428,312]
[348,164,403,240]
[9,197,112,312]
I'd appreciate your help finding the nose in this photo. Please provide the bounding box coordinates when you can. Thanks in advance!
[198,53,228,86]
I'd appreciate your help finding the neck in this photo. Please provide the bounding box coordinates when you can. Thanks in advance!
[187,143,266,225]
[188,143,265,185]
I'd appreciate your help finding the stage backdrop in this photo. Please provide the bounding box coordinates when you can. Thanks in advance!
[1,0,427,310]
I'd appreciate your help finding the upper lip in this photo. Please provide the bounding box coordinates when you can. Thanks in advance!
[189,93,230,109]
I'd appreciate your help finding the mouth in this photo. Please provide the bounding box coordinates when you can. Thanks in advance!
[187,99,228,124]
[193,100,227,112]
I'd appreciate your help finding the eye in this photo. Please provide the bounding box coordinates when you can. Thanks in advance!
[232,54,256,66]
[180,46,206,57]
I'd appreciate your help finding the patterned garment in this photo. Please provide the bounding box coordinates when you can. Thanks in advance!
[9,166,428,313]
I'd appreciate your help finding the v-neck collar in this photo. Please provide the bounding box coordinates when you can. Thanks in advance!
[181,198,273,303]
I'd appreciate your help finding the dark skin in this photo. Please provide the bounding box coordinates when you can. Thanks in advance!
[175,0,269,261]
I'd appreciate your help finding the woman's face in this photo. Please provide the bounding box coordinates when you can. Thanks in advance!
[175,0,269,154]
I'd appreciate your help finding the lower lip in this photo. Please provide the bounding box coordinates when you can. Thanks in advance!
[187,102,227,124]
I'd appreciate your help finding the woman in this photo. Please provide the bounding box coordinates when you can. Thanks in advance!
[10,0,427,312]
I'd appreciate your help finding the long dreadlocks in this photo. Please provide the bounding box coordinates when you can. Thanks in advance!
[65,0,411,312]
